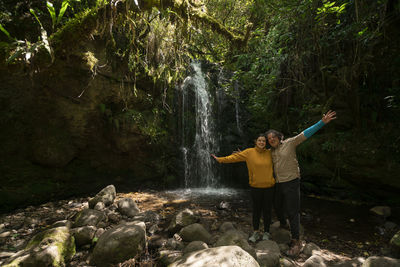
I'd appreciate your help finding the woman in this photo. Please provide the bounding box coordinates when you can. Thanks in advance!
[211,134,275,242]
[266,110,336,256]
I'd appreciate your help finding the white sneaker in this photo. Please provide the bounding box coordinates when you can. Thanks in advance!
[262,232,270,240]
[249,231,261,243]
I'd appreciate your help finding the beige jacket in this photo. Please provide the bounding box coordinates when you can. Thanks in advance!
[271,133,307,183]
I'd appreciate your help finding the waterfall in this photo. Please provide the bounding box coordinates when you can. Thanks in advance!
[180,61,218,188]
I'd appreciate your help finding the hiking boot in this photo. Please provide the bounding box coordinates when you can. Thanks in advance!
[287,239,302,257]
[262,232,271,240]
[248,231,261,243]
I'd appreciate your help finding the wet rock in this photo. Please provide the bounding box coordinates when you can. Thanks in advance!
[73,209,105,227]
[169,245,260,267]
[117,198,140,217]
[179,223,212,244]
[183,241,209,254]
[330,257,366,267]
[90,221,146,267]
[362,256,400,267]
[88,185,116,209]
[303,254,326,267]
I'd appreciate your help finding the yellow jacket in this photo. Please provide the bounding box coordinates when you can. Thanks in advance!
[216,147,275,188]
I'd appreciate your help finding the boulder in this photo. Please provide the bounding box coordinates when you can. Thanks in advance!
[169,245,260,267]
[362,256,400,267]
[214,229,256,258]
[117,198,140,217]
[90,221,146,267]
[73,209,105,227]
[179,223,212,244]
[88,185,116,208]
[219,221,236,233]
[183,241,209,254]
[303,255,326,267]
[271,228,291,244]
[71,226,96,247]
[302,242,321,257]
[255,240,280,267]
[168,209,199,234]
[390,230,400,257]
[370,206,391,218]
[3,226,75,267]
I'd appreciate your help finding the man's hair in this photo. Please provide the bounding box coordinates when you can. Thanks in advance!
[265,129,284,141]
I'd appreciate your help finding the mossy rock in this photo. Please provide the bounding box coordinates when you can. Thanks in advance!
[4,226,75,267]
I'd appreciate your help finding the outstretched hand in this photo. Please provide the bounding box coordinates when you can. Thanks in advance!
[210,154,218,161]
[322,110,336,124]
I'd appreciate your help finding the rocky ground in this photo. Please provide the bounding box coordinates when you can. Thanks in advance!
[0,187,399,266]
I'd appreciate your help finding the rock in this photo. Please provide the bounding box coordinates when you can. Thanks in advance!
[370,206,391,218]
[117,198,140,217]
[90,221,146,267]
[3,226,75,267]
[165,237,185,250]
[71,226,97,247]
[73,209,105,227]
[218,201,230,210]
[255,240,280,267]
[179,223,212,244]
[390,230,400,257]
[384,221,397,231]
[330,257,366,267]
[159,250,183,266]
[280,257,297,267]
[88,185,116,209]
[148,234,167,250]
[183,241,209,254]
[169,245,260,267]
[219,221,236,233]
[271,228,291,244]
[214,229,256,258]
[168,209,199,234]
[51,220,72,229]
[94,201,105,211]
[362,256,400,267]
[302,242,321,257]
[303,255,326,267]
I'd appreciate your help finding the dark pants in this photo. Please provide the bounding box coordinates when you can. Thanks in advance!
[274,178,300,239]
[250,187,274,232]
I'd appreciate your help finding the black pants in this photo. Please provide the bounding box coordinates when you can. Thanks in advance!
[250,186,274,232]
[274,178,300,239]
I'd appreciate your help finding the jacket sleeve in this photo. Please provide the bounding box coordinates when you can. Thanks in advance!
[217,149,249,163]
[303,120,325,138]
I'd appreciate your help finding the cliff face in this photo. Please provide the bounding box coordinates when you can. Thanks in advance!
[0,40,179,212]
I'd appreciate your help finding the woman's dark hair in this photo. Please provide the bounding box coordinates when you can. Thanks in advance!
[265,129,284,141]
[254,133,266,143]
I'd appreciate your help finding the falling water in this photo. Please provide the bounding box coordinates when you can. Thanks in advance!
[180,61,218,188]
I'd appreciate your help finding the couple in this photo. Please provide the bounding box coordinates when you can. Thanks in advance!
[211,110,336,256]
